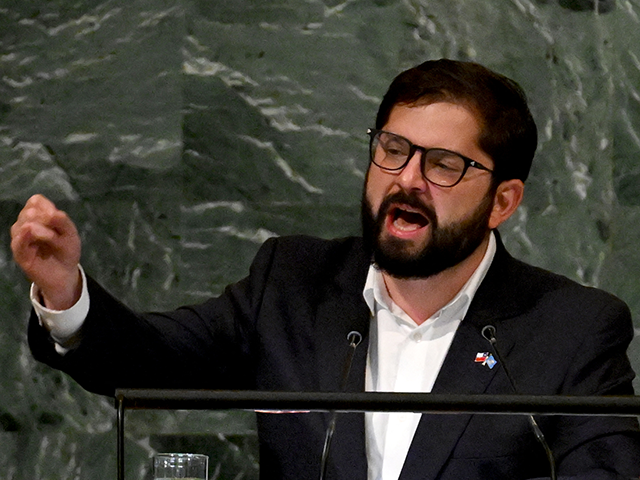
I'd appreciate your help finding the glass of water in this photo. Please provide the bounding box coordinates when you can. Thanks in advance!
[153,453,208,480]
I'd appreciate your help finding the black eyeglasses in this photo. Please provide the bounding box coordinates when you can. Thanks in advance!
[367,128,494,187]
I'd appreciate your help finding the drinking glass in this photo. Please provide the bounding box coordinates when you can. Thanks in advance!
[153,453,208,480]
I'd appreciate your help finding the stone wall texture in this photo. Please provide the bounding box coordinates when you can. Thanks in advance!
[1,0,640,478]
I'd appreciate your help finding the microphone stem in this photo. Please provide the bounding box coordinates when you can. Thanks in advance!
[319,332,362,480]
[485,331,557,480]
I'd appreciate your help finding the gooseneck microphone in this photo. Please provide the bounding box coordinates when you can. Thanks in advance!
[481,325,557,480]
[319,331,363,480]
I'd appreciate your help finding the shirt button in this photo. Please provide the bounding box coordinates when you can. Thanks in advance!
[413,332,422,342]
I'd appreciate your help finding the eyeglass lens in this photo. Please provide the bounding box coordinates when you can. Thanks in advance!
[371,131,468,187]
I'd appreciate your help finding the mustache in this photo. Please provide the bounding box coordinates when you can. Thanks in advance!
[377,191,437,226]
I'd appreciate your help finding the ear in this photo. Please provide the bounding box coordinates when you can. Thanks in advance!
[488,179,524,229]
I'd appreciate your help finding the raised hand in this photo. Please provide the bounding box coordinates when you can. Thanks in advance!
[11,194,82,310]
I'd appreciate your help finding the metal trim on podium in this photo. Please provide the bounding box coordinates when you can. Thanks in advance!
[114,390,640,480]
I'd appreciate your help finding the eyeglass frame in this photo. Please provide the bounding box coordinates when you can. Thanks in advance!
[367,128,494,188]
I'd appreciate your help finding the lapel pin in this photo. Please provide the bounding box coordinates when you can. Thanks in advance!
[475,352,497,369]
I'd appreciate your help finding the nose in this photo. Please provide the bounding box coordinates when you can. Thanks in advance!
[396,150,428,192]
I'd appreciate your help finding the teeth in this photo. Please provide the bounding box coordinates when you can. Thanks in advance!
[391,208,428,231]
[394,217,420,231]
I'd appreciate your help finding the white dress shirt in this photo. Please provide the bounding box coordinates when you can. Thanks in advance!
[362,232,496,480]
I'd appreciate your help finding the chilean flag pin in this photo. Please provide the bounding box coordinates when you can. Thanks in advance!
[475,352,497,369]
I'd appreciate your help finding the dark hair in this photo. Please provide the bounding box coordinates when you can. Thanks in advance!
[375,59,538,183]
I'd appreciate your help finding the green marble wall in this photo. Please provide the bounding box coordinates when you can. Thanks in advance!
[1,0,640,478]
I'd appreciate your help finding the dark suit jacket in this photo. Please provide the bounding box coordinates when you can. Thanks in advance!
[29,234,640,479]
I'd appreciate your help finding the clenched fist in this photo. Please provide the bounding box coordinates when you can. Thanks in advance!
[11,194,82,310]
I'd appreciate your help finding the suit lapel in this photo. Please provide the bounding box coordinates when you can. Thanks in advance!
[314,241,371,479]
[316,293,370,393]
[399,312,515,479]
[399,234,523,480]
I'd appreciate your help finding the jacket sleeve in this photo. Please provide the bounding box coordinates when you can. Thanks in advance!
[546,292,640,479]
[28,237,280,396]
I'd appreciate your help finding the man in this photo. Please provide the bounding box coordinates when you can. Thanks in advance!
[11,59,640,479]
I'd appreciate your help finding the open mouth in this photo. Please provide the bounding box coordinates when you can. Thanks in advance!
[387,205,430,234]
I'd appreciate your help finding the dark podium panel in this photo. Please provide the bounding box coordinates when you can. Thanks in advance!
[114,389,640,480]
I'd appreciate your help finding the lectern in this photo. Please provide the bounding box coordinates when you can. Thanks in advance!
[114,390,640,480]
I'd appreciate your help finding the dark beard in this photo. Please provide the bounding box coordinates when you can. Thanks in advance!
[361,189,494,279]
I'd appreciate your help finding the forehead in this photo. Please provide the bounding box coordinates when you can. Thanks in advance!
[385,102,482,143]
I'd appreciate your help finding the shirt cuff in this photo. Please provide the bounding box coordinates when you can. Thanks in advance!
[30,265,90,353]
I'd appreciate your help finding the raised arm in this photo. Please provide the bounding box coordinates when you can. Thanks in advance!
[10,194,82,310]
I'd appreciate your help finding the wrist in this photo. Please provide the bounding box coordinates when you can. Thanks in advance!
[31,265,90,350]
[38,267,83,311]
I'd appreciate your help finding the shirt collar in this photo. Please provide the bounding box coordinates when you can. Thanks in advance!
[363,231,497,326]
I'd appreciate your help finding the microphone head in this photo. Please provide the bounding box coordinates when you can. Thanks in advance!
[481,325,497,343]
[347,331,362,347]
